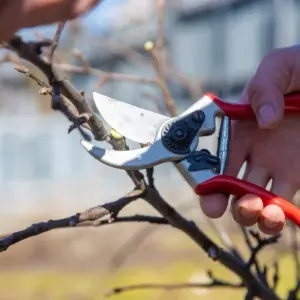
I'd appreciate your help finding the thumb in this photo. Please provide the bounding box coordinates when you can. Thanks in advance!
[247,82,285,129]
[241,48,299,129]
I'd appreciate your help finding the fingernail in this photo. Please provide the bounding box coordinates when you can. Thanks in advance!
[258,104,277,127]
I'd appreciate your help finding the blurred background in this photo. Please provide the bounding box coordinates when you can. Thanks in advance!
[0,0,300,299]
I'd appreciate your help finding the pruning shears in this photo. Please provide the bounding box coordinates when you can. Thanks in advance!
[81,91,300,228]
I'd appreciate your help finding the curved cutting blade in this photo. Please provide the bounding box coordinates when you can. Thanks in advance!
[81,139,186,170]
[93,92,170,144]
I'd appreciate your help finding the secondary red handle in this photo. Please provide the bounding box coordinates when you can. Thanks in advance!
[206,91,300,119]
[194,175,300,228]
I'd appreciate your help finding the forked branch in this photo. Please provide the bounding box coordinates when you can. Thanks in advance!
[0,15,292,299]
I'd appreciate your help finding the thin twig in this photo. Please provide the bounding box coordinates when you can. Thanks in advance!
[109,200,198,272]
[156,0,166,50]
[72,48,93,73]
[0,188,150,252]
[150,47,177,116]
[6,35,107,141]
[0,49,201,101]
[15,65,91,139]
[241,226,262,275]
[143,188,279,300]
[48,21,66,62]
[105,280,244,298]
[272,262,279,290]
[146,168,155,188]
[247,232,280,268]
[0,25,287,299]
[78,215,169,227]
[142,0,177,117]
[10,36,145,194]
[2,51,160,86]
[206,218,244,262]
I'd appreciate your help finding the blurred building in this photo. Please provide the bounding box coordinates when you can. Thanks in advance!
[0,0,300,213]
[169,0,299,100]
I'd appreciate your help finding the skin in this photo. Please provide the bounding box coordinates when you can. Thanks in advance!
[0,1,298,235]
[201,45,300,235]
[0,0,100,41]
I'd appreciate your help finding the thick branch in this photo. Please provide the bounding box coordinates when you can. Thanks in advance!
[15,65,91,136]
[6,35,107,141]
[9,36,146,187]
[142,188,280,300]
[0,28,284,300]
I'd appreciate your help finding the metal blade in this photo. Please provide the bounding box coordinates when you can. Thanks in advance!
[81,139,186,170]
[93,92,170,144]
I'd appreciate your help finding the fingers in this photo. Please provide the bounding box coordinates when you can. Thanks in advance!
[242,46,300,129]
[258,205,285,235]
[244,50,286,129]
[200,127,247,218]
[199,194,228,219]
[258,180,299,235]
[232,164,270,227]
[231,194,264,227]
[0,0,100,40]
[233,177,299,235]
[247,82,284,129]
[18,0,100,25]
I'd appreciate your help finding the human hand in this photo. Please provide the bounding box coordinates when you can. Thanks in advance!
[200,45,300,235]
[0,0,100,41]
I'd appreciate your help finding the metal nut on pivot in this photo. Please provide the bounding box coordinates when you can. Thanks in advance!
[192,111,203,123]
[172,127,187,142]
[161,110,205,154]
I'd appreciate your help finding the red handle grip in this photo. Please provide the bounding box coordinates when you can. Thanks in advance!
[195,175,300,228]
[206,92,300,119]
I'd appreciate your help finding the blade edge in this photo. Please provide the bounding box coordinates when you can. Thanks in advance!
[93,92,169,144]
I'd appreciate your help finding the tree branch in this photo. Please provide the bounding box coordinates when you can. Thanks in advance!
[48,21,66,62]
[0,187,168,252]
[14,65,91,139]
[105,279,243,298]
[142,188,280,300]
[247,231,280,268]
[0,215,168,252]
[0,19,289,299]
[5,35,107,141]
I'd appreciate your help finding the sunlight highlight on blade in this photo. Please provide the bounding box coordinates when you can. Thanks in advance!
[93,92,170,144]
